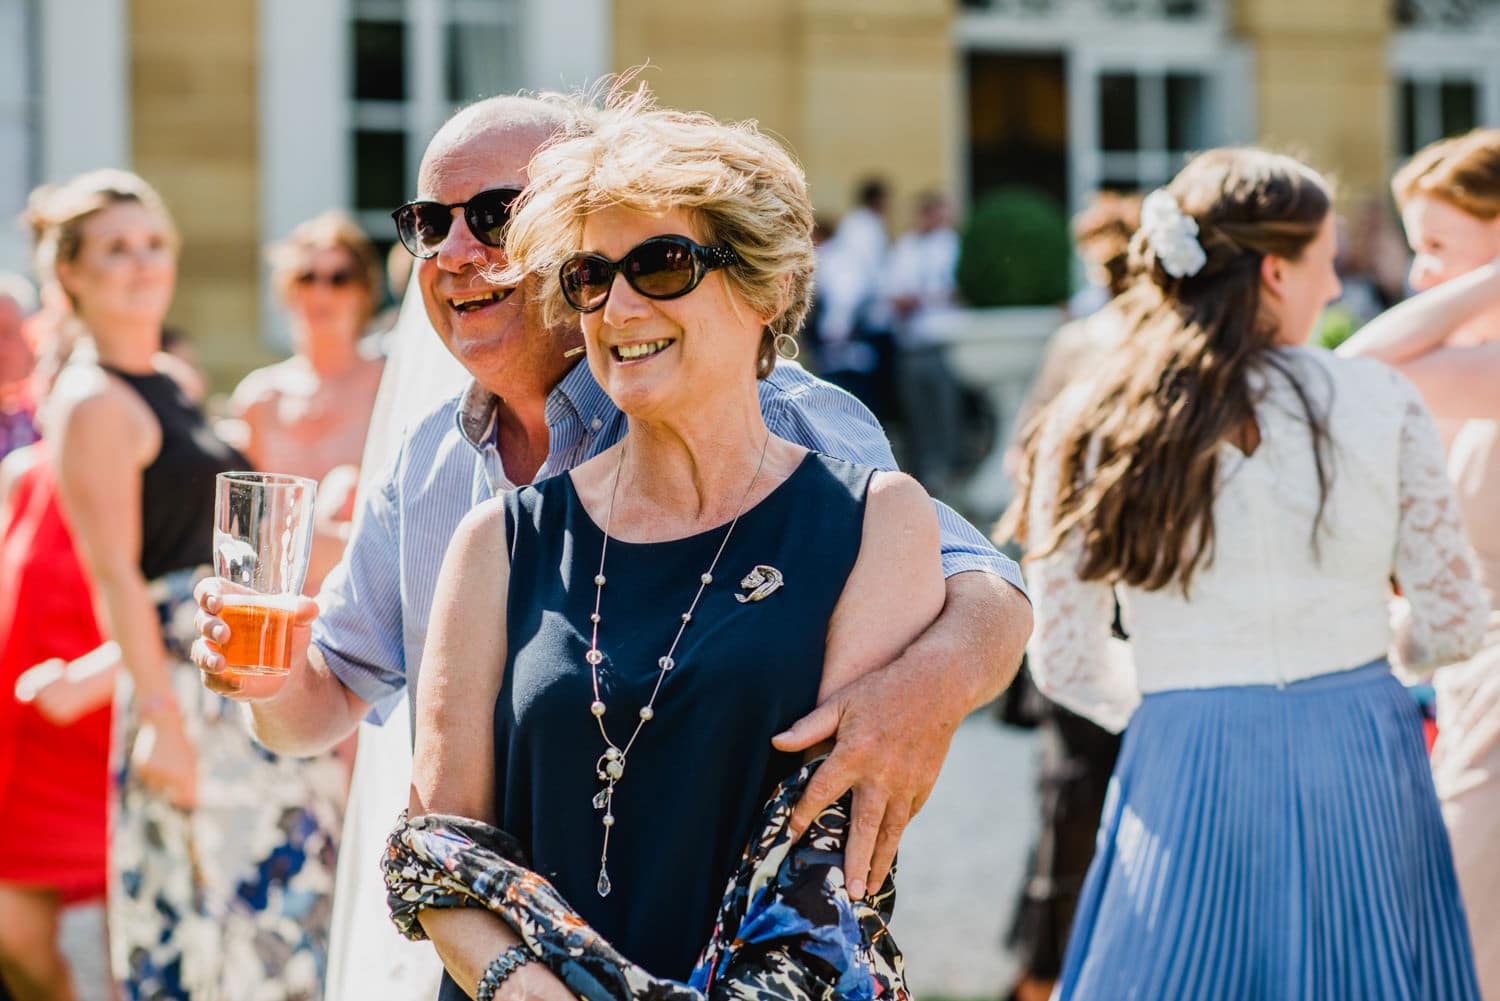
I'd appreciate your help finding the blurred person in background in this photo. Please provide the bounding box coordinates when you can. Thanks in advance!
[158,327,209,406]
[374,239,415,336]
[0,276,40,461]
[1011,148,1485,997]
[34,170,343,1001]
[1311,200,1412,351]
[1333,198,1408,324]
[0,273,111,1001]
[1339,127,1500,996]
[813,177,897,421]
[810,215,881,406]
[1009,193,1142,445]
[886,191,962,496]
[230,211,383,482]
[0,307,208,1001]
[998,190,1139,1001]
[839,177,892,278]
[230,211,384,593]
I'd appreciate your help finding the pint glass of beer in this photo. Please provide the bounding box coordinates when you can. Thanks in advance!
[213,472,317,684]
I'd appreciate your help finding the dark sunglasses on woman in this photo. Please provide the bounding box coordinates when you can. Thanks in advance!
[559,235,737,313]
[293,268,357,288]
[390,187,524,259]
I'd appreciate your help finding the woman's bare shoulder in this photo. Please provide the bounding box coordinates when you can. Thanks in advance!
[43,364,158,468]
[865,469,933,520]
[859,470,941,563]
[47,363,148,427]
[446,495,514,574]
[230,358,299,408]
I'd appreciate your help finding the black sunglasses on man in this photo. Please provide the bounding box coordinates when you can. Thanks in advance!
[391,187,524,259]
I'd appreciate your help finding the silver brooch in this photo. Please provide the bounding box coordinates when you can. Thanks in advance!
[735,565,784,603]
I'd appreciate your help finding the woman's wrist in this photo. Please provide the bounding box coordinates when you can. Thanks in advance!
[136,687,181,722]
[475,944,535,1001]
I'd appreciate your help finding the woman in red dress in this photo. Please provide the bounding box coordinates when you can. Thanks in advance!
[0,440,111,1001]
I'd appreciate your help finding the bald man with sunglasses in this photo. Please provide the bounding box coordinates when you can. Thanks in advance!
[191,93,1031,930]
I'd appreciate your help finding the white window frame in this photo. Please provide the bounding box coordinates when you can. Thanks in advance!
[1389,12,1500,159]
[1068,42,1252,205]
[0,0,38,275]
[345,0,516,238]
[259,0,610,347]
[2,0,129,277]
[955,0,1250,219]
[346,0,612,238]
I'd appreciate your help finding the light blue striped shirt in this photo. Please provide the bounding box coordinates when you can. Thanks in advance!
[313,359,1027,722]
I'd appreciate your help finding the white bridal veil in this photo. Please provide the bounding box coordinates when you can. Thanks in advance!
[323,272,465,1000]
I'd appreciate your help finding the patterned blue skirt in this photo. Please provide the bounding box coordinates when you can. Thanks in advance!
[109,568,347,1000]
[1058,660,1479,1000]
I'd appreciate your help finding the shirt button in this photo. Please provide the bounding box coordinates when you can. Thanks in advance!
[590,417,602,431]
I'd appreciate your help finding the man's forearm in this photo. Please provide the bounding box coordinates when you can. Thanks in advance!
[915,571,1032,717]
[247,642,369,757]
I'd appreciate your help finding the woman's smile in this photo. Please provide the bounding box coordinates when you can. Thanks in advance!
[610,338,676,364]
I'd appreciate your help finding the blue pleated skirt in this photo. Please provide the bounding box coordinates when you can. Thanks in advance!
[1058,661,1480,1000]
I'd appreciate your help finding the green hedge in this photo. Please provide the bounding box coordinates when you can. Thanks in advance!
[956,186,1073,308]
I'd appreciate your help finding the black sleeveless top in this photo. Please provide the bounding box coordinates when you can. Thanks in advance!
[443,451,872,991]
[104,366,247,580]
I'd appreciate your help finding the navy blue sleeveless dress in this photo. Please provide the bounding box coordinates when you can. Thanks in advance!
[436,451,872,996]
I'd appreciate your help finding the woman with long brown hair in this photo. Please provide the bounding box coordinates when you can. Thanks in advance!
[1339,127,1500,997]
[1009,148,1486,998]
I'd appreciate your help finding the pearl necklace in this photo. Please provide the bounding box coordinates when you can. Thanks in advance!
[586,432,774,897]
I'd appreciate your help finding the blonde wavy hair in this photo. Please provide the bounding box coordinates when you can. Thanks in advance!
[1393,127,1500,219]
[500,85,815,378]
[25,169,179,289]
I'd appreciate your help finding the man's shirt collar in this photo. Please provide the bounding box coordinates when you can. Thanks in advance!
[452,360,616,457]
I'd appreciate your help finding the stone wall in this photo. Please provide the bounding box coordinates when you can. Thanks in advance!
[131,0,272,393]
[1233,0,1392,200]
[613,0,957,224]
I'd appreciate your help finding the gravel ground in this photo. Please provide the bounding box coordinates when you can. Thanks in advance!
[61,714,1041,1001]
[892,713,1038,999]
[58,903,109,999]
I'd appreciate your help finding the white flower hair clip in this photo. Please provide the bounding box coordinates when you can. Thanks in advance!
[1140,188,1207,279]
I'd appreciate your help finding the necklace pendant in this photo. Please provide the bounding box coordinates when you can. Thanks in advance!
[592,789,608,810]
[597,864,613,898]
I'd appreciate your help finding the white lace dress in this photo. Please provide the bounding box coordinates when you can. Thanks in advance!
[1024,347,1490,1000]
[1026,347,1486,729]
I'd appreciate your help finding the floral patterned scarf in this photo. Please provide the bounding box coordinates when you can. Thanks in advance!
[384,758,908,1000]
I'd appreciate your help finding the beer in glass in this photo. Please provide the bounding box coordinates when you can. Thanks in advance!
[213,472,316,687]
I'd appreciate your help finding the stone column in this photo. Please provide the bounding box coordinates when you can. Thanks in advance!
[132,0,270,389]
[612,0,957,219]
[796,0,956,216]
[1233,0,1392,200]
